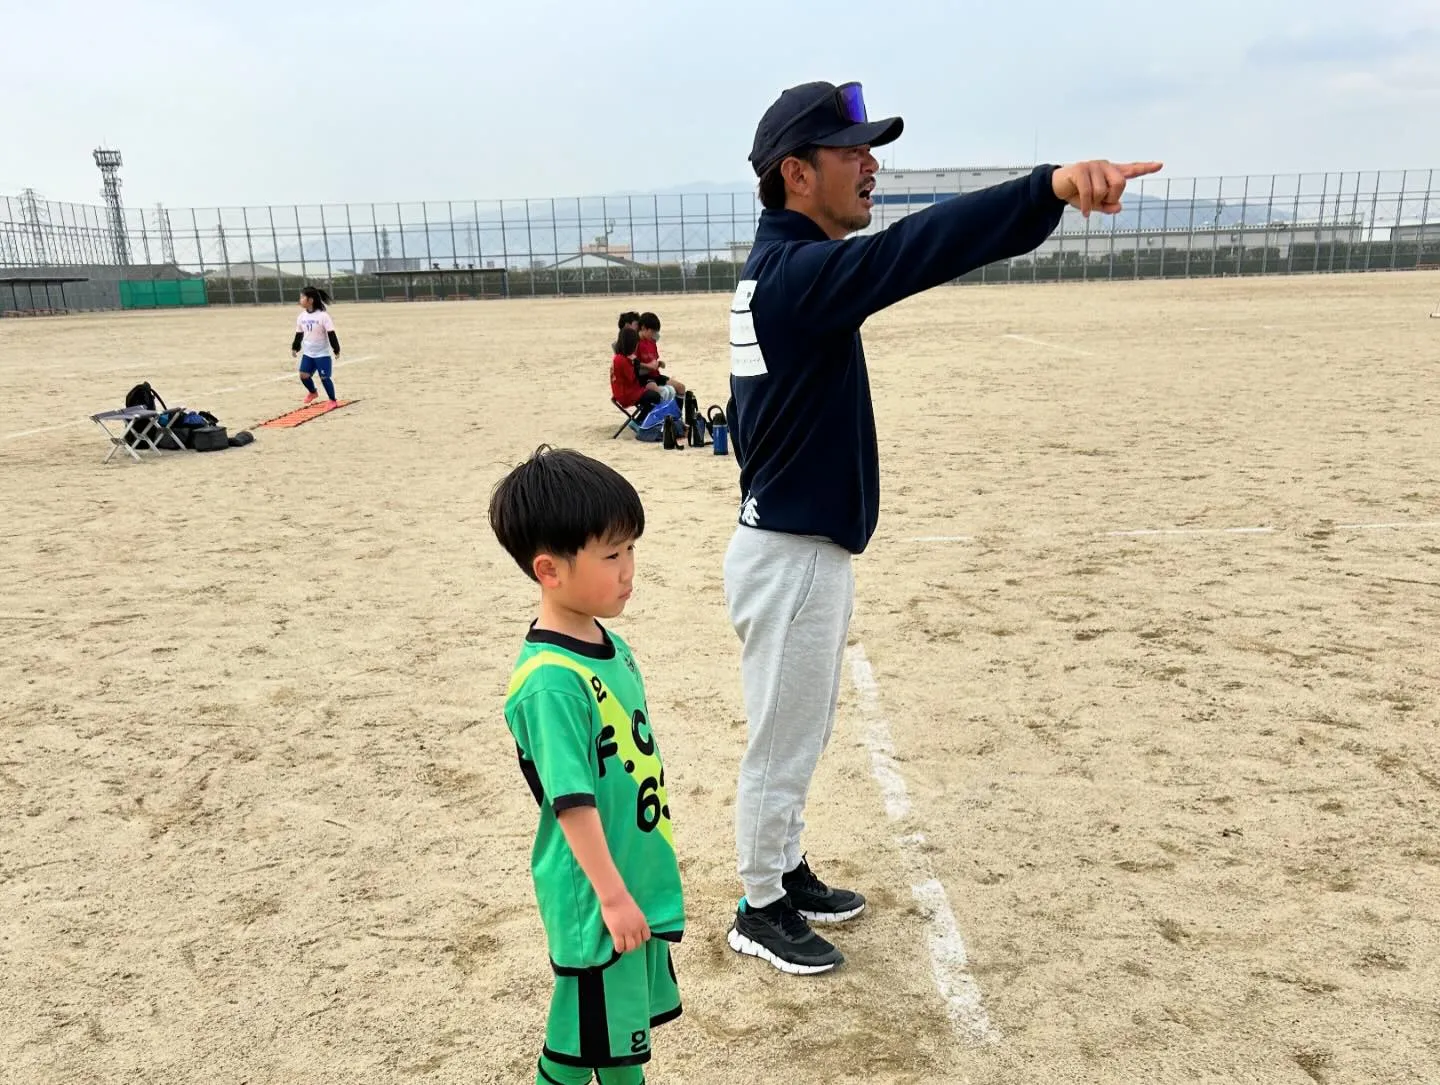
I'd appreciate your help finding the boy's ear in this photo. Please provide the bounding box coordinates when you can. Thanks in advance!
[533,552,564,587]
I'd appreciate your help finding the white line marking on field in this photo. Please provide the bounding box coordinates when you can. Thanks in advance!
[908,520,1440,543]
[911,875,997,1046]
[849,654,909,821]
[1,419,93,441]
[1001,333,1094,357]
[0,355,378,442]
[1105,526,1274,538]
[848,644,999,1047]
[189,355,378,401]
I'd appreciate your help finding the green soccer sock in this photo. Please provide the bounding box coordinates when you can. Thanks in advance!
[536,1054,592,1085]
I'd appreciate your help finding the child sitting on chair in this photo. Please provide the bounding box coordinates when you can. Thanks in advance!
[633,313,684,398]
[611,327,674,422]
[611,311,641,353]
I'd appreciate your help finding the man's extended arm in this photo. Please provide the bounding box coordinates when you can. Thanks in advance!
[769,160,1161,335]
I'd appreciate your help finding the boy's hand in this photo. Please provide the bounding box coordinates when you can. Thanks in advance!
[554,806,649,953]
[601,891,651,954]
[1052,160,1163,217]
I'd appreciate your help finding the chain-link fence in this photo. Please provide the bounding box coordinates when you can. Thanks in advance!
[3,169,1437,309]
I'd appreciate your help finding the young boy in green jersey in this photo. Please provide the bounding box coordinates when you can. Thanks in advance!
[489,445,684,1085]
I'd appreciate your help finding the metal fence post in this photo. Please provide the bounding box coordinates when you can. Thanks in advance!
[1287,175,1304,275]
[1416,170,1433,267]
[397,203,411,299]
[1234,175,1250,276]
[190,208,206,277]
[345,204,359,300]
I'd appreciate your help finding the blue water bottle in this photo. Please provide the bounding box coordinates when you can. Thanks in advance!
[707,406,728,455]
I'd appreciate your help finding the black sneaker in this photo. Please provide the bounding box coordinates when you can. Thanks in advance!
[727,897,845,975]
[782,855,866,923]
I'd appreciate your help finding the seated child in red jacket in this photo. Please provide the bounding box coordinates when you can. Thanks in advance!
[611,327,673,420]
[634,313,685,397]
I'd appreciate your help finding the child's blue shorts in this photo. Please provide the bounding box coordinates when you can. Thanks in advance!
[298,354,333,378]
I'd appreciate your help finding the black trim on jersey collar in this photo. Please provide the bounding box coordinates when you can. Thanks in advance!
[526,620,616,660]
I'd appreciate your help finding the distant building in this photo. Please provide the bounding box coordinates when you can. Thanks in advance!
[1391,222,1440,242]
[545,252,647,271]
[582,241,633,257]
[864,166,1031,231]
[203,262,281,279]
[1021,222,1366,262]
[362,257,424,274]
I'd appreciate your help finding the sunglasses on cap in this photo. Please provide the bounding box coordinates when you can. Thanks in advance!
[769,81,870,148]
[834,82,868,124]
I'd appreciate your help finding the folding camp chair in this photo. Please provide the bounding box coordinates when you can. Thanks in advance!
[612,397,641,439]
[90,406,190,463]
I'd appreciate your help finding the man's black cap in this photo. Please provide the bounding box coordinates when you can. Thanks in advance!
[749,81,903,177]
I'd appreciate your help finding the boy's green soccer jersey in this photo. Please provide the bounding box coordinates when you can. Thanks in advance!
[504,622,684,970]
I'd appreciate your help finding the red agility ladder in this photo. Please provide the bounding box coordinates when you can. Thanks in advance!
[258,399,357,429]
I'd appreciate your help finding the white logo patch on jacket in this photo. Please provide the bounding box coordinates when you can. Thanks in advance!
[729,279,767,377]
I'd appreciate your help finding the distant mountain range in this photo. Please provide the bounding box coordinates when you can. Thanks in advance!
[222,180,1300,272]
[1049,192,1297,234]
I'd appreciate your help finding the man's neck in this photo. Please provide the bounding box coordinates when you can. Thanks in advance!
[783,199,847,241]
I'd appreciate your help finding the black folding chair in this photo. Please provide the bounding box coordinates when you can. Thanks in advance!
[611,398,641,439]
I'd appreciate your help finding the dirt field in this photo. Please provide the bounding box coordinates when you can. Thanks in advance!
[2,272,1438,1085]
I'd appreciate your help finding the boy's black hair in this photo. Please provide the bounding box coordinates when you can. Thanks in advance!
[301,284,331,312]
[617,310,641,330]
[638,312,660,331]
[489,445,645,582]
[616,326,640,356]
[758,145,819,210]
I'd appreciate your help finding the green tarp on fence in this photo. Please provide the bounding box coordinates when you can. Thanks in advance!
[119,279,209,309]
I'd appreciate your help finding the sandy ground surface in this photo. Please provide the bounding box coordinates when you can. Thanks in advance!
[2,272,1438,1085]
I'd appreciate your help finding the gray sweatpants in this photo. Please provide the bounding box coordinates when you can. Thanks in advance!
[723,524,855,909]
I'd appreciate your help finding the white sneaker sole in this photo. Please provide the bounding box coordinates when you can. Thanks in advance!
[727,927,841,975]
[798,903,866,923]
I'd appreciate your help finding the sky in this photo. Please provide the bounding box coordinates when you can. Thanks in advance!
[2,0,1438,210]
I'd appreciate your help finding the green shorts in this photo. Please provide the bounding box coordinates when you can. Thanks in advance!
[544,936,682,1070]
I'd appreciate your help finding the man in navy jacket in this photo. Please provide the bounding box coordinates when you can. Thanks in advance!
[723,79,1161,975]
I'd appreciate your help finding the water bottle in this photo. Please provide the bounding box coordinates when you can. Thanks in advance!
[707,405,729,456]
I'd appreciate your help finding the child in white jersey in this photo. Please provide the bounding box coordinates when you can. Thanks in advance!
[290,286,342,405]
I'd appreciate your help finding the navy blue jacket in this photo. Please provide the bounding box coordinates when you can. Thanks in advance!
[727,164,1066,554]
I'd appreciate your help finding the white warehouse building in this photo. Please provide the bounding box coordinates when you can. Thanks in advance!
[724,166,1369,265]
[865,165,1033,231]
[857,165,1364,260]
